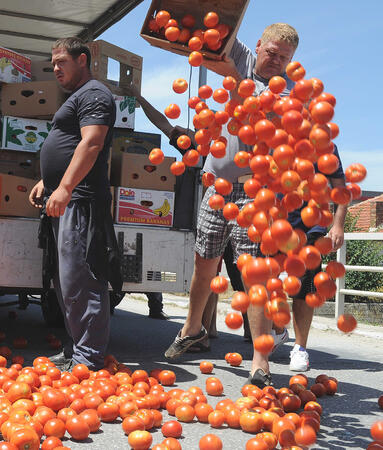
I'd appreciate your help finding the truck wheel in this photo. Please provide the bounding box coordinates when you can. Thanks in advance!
[41,290,64,327]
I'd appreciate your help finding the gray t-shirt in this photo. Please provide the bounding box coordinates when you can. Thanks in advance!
[203,38,294,182]
[40,79,116,200]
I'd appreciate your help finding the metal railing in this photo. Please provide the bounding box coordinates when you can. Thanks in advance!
[335,232,383,317]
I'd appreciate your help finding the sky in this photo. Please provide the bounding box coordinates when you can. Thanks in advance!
[100,0,383,192]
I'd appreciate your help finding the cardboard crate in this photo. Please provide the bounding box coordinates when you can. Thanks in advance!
[1,81,66,119]
[111,151,176,191]
[115,186,174,227]
[114,95,135,128]
[140,0,249,60]
[0,174,40,218]
[1,116,52,153]
[31,60,55,82]
[87,40,142,96]
[0,150,40,179]
[0,47,31,83]
[112,130,161,154]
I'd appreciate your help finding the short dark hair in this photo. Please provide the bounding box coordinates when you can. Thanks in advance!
[52,37,91,69]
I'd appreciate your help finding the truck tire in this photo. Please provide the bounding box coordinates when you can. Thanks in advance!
[41,290,64,327]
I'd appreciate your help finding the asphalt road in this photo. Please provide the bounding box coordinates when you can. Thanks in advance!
[0,293,382,449]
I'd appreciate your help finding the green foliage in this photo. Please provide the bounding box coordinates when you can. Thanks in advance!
[324,213,383,301]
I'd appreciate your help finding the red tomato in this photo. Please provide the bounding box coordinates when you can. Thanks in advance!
[189,51,203,67]
[172,78,188,94]
[337,314,357,333]
[148,148,164,165]
[65,415,90,440]
[161,420,182,438]
[203,12,219,28]
[253,335,274,354]
[210,275,228,293]
[225,312,243,329]
[155,10,171,28]
[128,429,152,450]
[345,163,367,183]
[199,433,223,450]
[164,104,181,119]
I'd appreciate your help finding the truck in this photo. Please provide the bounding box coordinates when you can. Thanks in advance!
[0,0,202,325]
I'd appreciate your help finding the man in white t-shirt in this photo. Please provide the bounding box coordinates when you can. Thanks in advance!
[165,23,299,388]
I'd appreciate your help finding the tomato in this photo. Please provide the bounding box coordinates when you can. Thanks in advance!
[268,75,287,94]
[295,424,317,446]
[155,10,170,28]
[326,261,345,279]
[199,433,223,450]
[77,408,100,433]
[222,76,236,91]
[9,427,39,450]
[337,314,357,333]
[224,312,243,329]
[210,275,228,294]
[164,104,181,120]
[172,78,188,94]
[253,335,274,354]
[7,382,32,403]
[165,26,180,42]
[128,429,152,450]
[254,119,276,142]
[65,415,90,440]
[148,148,164,166]
[242,257,271,286]
[181,13,195,28]
[207,410,225,428]
[282,275,301,296]
[231,291,250,313]
[286,61,306,81]
[189,51,203,67]
[170,161,185,176]
[245,437,269,449]
[371,422,383,445]
[158,370,176,387]
[156,418,182,440]
[41,436,63,450]
[97,401,119,422]
[239,411,264,433]
[223,202,239,221]
[345,163,367,183]
[43,418,66,438]
[203,11,219,28]
[205,378,223,396]
[199,361,214,374]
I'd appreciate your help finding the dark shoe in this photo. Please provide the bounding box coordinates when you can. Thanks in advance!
[186,341,211,353]
[55,357,74,372]
[149,310,169,320]
[48,351,71,365]
[165,326,207,359]
[245,369,273,389]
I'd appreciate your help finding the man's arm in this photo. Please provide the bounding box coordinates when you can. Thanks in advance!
[45,124,108,217]
[327,176,348,250]
[127,84,173,138]
[202,54,243,81]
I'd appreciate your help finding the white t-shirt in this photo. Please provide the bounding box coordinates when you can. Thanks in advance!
[203,38,294,182]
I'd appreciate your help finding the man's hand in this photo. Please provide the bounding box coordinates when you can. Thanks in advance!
[327,224,344,251]
[46,185,72,217]
[29,180,45,208]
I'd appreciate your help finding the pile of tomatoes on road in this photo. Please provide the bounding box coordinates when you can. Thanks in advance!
[0,348,350,449]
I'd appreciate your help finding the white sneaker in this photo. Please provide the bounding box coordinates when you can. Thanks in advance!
[289,345,309,372]
[270,328,289,354]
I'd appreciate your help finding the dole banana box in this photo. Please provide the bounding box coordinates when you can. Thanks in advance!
[113,95,135,128]
[115,187,174,227]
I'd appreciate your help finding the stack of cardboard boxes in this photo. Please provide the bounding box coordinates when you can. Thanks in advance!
[0,41,176,228]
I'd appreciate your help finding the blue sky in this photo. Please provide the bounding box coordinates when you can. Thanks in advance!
[101,0,383,192]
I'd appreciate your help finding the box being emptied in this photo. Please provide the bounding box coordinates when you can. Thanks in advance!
[140,0,250,60]
[115,187,174,227]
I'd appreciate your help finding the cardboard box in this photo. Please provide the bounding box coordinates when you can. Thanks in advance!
[0,47,31,83]
[115,187,174,227]
[111,151,176,191]
[1,81,66,119]
[140,0,249,60]
[0,150,40,179]
[87,40,143,96]
[114,95,135,128]
[1,116,52,153]
[0,174,40,218]
[112,130,161,154]
[31,60,55,81]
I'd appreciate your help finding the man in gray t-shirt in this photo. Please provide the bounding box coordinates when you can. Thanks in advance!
[165,24,299,388]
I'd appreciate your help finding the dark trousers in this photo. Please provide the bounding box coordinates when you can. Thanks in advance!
[146,292,163,313]
[51,201,110,370]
